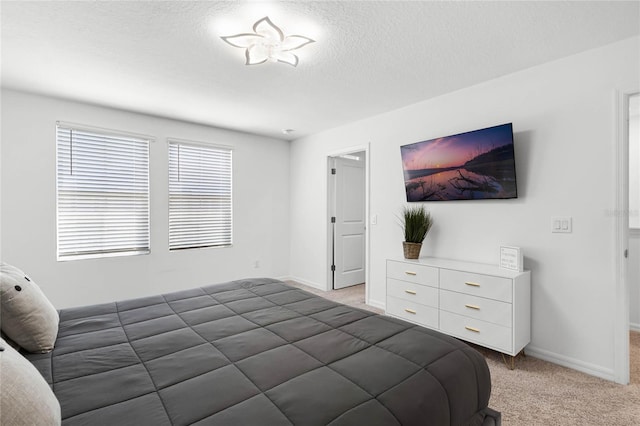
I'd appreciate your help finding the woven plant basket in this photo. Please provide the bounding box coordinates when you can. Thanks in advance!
[403,242,422,259]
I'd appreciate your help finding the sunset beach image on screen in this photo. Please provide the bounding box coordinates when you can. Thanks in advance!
[400,123,518,201]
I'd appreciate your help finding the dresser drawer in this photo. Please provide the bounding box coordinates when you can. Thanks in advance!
[387,260,438,288]
[387,278,438,308]
[440,311,512,354]
[439,289,512,327]
[440,269,512,302]
[386,296,438,329]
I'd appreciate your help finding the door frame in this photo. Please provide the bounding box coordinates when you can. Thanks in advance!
[614,88,637,384]
[326,144,370,303]
[332,155,366,290]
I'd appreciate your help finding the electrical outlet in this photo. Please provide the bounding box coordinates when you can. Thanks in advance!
[552,216,572,233]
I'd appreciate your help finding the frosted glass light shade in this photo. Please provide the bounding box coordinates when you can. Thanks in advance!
[221,17,314,67]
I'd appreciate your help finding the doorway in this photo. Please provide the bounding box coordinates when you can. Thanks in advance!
[327,148,368,295]
[615,89,638,384]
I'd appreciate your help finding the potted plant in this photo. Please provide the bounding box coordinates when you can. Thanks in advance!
[401,205,433,259]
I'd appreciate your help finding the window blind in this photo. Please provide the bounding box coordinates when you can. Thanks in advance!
[168,140,232,250]
[56,123,150,260]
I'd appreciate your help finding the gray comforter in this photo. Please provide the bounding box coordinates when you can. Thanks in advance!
[27,278,498,425]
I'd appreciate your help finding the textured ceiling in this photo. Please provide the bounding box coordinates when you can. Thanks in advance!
[1,1,639,140]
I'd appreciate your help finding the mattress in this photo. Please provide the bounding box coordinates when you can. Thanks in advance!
[26,278,500,425]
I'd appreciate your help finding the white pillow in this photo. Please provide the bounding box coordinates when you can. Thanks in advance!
[0,337,61,425]
[0,263,59,353]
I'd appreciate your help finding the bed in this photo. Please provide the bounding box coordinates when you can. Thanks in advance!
[20,277,500,425]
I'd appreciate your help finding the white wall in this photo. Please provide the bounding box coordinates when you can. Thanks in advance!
[0,90,291,309]
[289,37,639,380]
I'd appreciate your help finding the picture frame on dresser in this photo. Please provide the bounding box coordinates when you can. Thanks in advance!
[386,257,531,368]
[499,246,524,272]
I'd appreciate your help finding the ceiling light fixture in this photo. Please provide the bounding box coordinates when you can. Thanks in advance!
[221,16,314,67]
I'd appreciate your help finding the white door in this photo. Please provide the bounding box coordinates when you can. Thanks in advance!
[333,155,365,289]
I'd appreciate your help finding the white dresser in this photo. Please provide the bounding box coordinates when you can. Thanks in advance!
[386,257,530,357]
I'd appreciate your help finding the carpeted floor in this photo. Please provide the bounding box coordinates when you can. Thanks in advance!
[480,340,640,425]
[286,281,383,314]
[631,330,640,385]
[286,281,640,425]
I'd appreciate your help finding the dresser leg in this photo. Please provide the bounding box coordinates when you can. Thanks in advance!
[501,354,514,370]
[501,349,524,370]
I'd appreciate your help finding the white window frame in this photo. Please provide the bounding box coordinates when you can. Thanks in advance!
[56,122,151,261]
[168,139,233,251]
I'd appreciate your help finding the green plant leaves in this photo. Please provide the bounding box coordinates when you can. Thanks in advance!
[402,205,433,243]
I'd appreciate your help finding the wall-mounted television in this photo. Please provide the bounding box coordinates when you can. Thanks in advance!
[400,123,518,201]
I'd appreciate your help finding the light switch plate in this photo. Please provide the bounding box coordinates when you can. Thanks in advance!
[552,216,572,233]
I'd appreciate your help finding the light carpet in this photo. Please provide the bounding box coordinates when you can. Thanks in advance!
[286,281,640,425]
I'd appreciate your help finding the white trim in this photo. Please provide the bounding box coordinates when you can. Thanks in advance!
[279,275,325,291]
[526,345,616,382]
[327,158,334,292]
[368,298,386,311]
[166,137,233,151]
[326,145,371,159]
[364,146,371,307]
[56,120,155,142]
[613,88,637,384]
[326,144,371,306]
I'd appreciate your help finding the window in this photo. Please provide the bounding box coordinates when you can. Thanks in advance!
[168,140,232,250]
[56,123,150,260]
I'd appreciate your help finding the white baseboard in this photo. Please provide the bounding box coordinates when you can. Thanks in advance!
[277,276,327,291]
[630,323,640,332]
[525,345,616,382]
[367,298,385,311]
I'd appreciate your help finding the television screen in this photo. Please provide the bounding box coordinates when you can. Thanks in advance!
[400,123,517,201]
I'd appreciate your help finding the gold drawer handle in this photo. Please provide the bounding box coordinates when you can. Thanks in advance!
[405,290,417,295]
[465,304,480,310]
[465,326,480,333]
[405,308,417,314]
[465,281,480,287]
[405,271,417,276]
